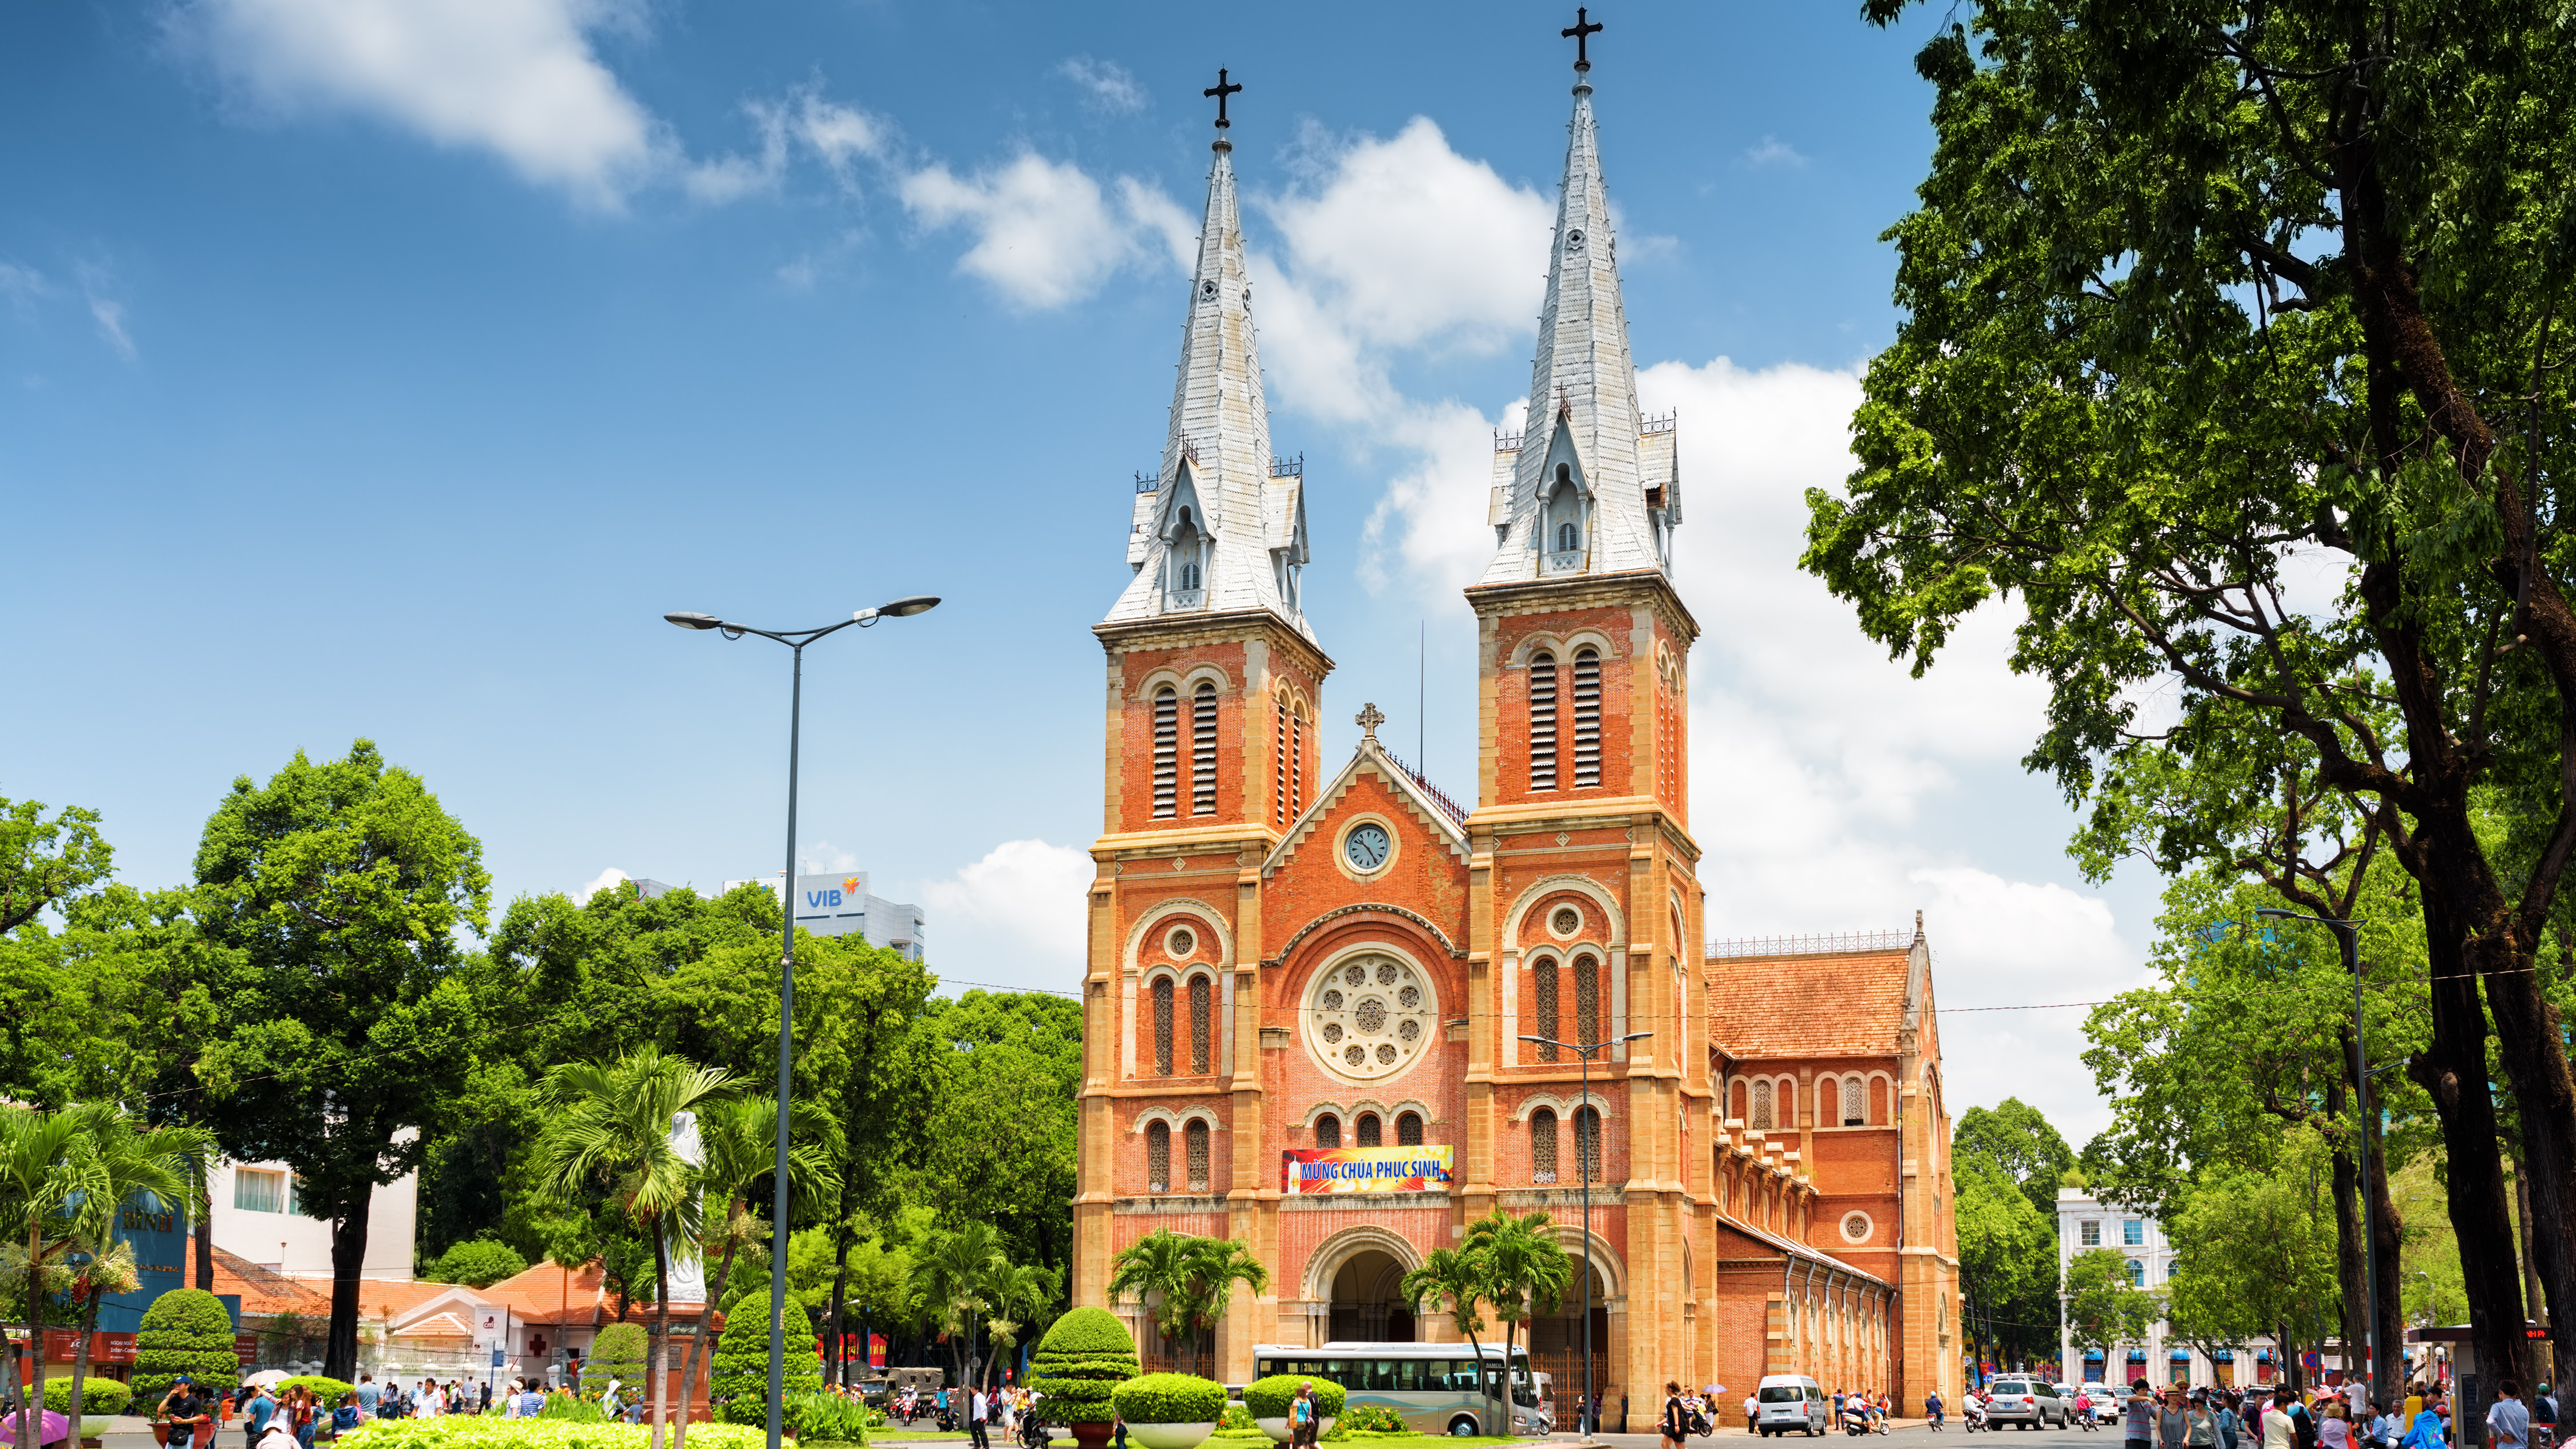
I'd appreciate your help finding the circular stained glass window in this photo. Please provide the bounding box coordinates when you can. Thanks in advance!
[1304,951,1436,1085]
[1551,906,1582,937]
[1167,926,1196,958]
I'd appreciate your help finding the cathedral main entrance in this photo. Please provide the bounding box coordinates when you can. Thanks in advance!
[1527,1265,1612,1415]
[1326,1249,1416,1343]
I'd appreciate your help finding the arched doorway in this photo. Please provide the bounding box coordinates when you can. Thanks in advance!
[1528,1264,1611,1415]
[1327,1250,1416,1342]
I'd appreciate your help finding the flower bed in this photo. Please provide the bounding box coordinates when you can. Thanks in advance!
[344,1417,773,1449]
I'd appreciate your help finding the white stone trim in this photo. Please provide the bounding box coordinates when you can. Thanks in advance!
[1506,1091,1618,1125]
[1502,875,1626,954]
[1123,898,1235,973]
[1131,1104,1222,1135]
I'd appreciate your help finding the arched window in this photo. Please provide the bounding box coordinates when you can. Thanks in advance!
[1191,683,1218,815]
[1556,521,1579,551]
[1188,975,1213,1075]
[1819,1077,1839,1128]
[1545,463,1583,562]
[1573,1105,1601,1182]
[1870,1078,1888,1126]
[1151,687,1179,818]
[1752,1080,1773,1131]
[1355,1113,1382,1147]
[1146,1121,1171,1193]
[1730,1079,1748,1124]
[1528,652,1559,790]
[1531,1108,1560,1184]
[1843,1075,1865,1127]
[1396,1111,1423,1146]
[1573,953,1599,1048]
[1185,1119,1211,1192]
[1315,1114,1341,1150]
[1152,977,1175,1077]
[1172,508,1204,594]
[1533,957,1560,1061]
[1571,647,1601,788]
[2126,1259,2146,1288]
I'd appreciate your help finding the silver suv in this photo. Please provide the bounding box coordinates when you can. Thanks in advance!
[1982,1380,2067,1430]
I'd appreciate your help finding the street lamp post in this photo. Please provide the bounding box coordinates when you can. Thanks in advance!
[2255,908,2377,1388]
[1519,1027,1652,1446]
[667,597,939,1449]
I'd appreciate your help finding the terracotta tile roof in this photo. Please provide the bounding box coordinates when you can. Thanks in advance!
[481,1260,605,1326]
[1706,946,1913,1060]
[282,1275,462,1325]
[390,1310,474,1342]
[211,1249,333,1319]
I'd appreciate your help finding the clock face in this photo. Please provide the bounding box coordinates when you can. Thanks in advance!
[1344,823,1390,871]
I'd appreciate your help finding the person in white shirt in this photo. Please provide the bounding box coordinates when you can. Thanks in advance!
[1745,1394,1761,1434]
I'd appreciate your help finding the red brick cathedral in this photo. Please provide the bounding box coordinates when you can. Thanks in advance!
[1072,42,1961,1426]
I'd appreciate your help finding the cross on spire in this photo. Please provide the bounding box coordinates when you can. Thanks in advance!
[1204,68,1243,129]
[1356,702,1385,740]
[1562,7,1603,71]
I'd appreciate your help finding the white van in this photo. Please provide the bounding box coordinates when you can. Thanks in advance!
[1756,1375,1829,1437]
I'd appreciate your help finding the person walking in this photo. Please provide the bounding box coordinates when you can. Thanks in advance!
[1662,1382,1690,1449]
[2217,1392,2243,1449]
[2492,1383,2533,1449]
[2188,1393,2219,1449]
[968,1386,991,1449]
[1291,1383,1319,1448]
[1747,1390,1762,1435]
[354,1378,378,1422]
[2159,1389,2192,1449]
[2128,1381,2162,1449]
[242,1383,278,1449]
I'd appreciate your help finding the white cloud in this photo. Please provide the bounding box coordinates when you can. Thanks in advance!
[913,839,1095,993]
[179,0,659,208]
[899,152,1186,310]
[1058,57,1144,115]
[576,865,630,902]
[1743,135,1808,169]
[75,264,136,361]
[0,262,49,315]
[686,90,887,204]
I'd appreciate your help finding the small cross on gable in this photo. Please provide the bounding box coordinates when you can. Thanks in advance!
[1204,68,1243,129]
[1562,7,1603,70]
[1356,702,1385,740]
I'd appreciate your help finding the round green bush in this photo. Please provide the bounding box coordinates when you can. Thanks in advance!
[709,1299,821,1425]
[1112,1375,1226,1426]
[278,1377,355,1405]
[1243,1376,1345,1422]
[426,1238,530,1289]
[131,1288,240,1403]
[44,1377,135,1416]
[586,1322,650,1387]
[1030,1306,1137,1425]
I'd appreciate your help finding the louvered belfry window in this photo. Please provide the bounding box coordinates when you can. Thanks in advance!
[1529,652,1559,790]
[1192,683,1218,815]
[1534,959,1560,1061]
[1152,977,1175,1076]
[1184,1119,1211,1191]
[1188,975,1212,1074]
[1572,647,1602,788]
[1291,708,1306,816]
[1574,1105,1602,1181]
[1573,953,1600,1048]
[1531,1108,1560,1184]
[1152,687,1179,818]
[1146,1120,1171,1192]
[1396,1111,1423,1146]
[1274,698,1290,826]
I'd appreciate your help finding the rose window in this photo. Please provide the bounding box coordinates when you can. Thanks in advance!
[1304,951,1435,1084]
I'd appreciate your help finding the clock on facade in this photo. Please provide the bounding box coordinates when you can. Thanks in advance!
[1344,823,1390,871]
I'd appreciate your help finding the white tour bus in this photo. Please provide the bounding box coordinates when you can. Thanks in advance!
[1251,1343,1547,1437]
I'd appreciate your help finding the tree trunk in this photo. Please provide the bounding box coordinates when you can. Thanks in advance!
[825,1224,852,1392]
[22,1219,44,1449]
[652,1227,672,1449]
[2329,1063,2364,1379]
[673,1227,744,1449]
[326,1194,372,1381]
[2367,1110,2405,1392]
[2519,1160,2554,1388]
[70,1284,102,1449]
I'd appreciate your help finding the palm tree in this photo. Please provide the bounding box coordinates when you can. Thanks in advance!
[534,1048,736,1449]
[1105,1230,1196,1369]
[1175,1238,1269,1376]
[669,1096,832,1449]
[982,1262,1061,1389]
[1470,1210,1572,1431]
[1401,1246,1496,1430]
[0,1103,112,1449]
[915,1222,1006,1387]
[62,1115,205,1448]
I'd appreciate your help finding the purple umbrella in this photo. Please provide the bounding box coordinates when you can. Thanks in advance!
[0,1410,71,1448]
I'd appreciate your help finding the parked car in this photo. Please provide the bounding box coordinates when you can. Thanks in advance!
[1982,1380,2068,1430]
[1756,1376,1831,1437]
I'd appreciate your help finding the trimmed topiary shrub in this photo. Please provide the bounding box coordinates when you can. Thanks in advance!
[587,1322,650,1388]
[709,1300,821,1425]
[132,1288,240,1403]
[1242,1377,1344,1422]
[426,1239,530,1289]
[278,1377,356,1405]
[1029,1306,1137,1426]
[44,1377,135,1416]
[1112,1375,1226,1426]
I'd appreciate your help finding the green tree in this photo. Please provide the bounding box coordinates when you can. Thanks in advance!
[61,1112,206,1442]
[532,1048,733,1449]
[1814,0,2576,1389]
[129,1288,239,1404]
[0,1101,106,1449]
[0,795,113,935]
[669,1095,832,1449]
[425,1238,527,1288]
[1955,1101,2077,1220]
[1400,1247,1496,1429]
[1954,1156,2063,1371]
[587,1321,649,1389]
[916,1219,1006,1386]
[2163,1146,2344,1385]
[189,740,488,1376]
[0,794,116,1110]
[708,1299,820,1426]
[1469,1210,1569,1428]
[2063,1249,2159,1372]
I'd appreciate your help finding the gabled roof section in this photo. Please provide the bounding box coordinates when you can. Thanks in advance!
[1107,120,1315,642]
[1705,931,1917,1060]
[1261,714,1470,878]
[1479,61,1678,587]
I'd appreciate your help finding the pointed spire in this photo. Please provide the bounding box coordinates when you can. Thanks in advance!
[1108,78,1312,641]
[1477,31,1681,588]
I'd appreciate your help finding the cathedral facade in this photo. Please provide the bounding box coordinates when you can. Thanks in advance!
[1072,46,1959,1427]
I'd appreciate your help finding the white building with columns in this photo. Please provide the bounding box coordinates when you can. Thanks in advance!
[2056,1187,2279,1388]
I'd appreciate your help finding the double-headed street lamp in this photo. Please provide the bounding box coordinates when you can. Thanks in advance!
[667,596,939,1449]
[1517,1026,1651,1444]
[2254,907,2377,1387]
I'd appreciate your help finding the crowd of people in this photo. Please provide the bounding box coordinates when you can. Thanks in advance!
[1995,1375,2561,1449]
[140,1369,669,1446]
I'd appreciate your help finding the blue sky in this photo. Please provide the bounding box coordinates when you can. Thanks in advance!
[1,0,2166,1138]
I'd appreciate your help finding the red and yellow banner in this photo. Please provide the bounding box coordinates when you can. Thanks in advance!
[1281,1145,1454,1195]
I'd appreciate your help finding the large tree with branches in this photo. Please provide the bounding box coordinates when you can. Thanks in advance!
[1815,0,2576,1389]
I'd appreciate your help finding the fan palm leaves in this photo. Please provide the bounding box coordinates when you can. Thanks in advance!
[62,1115,206,1449]
[981,1261,1062,1388]
[534,1048,737,1449]
[1400,1246,1495,1425]
[914,1221,1006,1384]
[669,1095,833,1449]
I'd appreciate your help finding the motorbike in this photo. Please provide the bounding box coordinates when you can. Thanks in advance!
[1843,1407,1875,1437]
[2071,1401,2097,1433]
[1963,1400,1989,1434]
[1020,1415,1051,1449]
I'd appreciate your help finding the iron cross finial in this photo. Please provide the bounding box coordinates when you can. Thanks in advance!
[1204,68,1243,129]
[1357,702,1385,740]
[1562,7,1603,70]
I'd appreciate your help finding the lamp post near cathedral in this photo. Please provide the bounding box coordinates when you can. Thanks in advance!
[665,595,939,1449]
[1520,1026,1651,1444]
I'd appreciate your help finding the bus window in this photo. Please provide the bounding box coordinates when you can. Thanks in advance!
[1390,1360,1423,1392]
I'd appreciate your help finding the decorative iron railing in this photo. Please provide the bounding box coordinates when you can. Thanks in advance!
[1381,748,1471,826]
[1707,929,1913,958]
